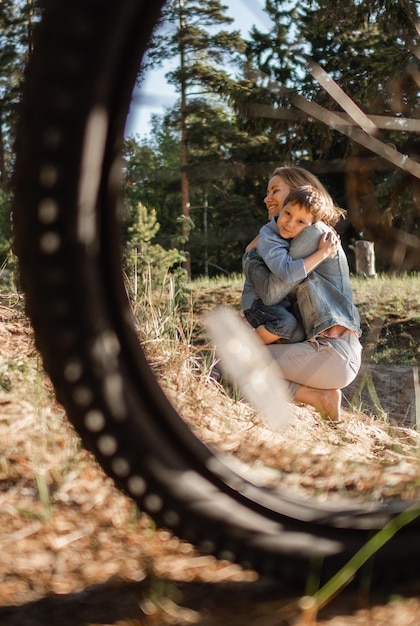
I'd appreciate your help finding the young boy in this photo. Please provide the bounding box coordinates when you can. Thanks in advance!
[242,186,340,344]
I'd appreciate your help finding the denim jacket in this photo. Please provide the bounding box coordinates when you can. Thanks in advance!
[241,219,306,311]
[243,222,361,340]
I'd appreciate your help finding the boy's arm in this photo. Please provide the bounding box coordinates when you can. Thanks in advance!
[257,221,338,280]
[257,222,307,283]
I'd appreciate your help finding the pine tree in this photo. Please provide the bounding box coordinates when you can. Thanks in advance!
[145,0,246,274]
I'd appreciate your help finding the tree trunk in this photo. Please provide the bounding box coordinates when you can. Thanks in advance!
[179,0,191,276]
[0,112,5,189]
[355,240,376,277]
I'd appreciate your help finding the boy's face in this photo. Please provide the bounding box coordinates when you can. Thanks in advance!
[277,202,314,239]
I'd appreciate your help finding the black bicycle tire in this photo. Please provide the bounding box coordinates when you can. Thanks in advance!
[12,0,420,590]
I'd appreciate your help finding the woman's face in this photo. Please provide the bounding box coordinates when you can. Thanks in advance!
[264,176,292,219]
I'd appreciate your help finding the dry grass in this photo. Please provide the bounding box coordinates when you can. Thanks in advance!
[146,322,420,505]
[1,277,420,625]
[140,274,420,503]
[0,296,256,617]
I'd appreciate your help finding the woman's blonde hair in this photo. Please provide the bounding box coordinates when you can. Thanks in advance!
[271,165,346,227]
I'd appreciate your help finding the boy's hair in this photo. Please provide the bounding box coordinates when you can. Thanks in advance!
[272,165,346,227]
[283,186,328,223]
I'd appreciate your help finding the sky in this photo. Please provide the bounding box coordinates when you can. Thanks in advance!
[124,0,271,137]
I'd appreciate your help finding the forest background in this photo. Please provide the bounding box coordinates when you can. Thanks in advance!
[1,0,420,282]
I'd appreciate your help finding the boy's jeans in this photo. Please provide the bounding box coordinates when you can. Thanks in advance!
[244,299,305,343]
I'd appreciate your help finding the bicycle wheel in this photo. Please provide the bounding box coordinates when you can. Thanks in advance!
[13,0,420,589]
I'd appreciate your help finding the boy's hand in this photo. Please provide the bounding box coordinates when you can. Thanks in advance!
[318,230,340,258]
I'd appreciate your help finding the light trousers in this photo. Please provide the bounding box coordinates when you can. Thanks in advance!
[267,331,362,398]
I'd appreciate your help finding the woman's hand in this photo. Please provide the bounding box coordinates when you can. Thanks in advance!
[245,234,259,252]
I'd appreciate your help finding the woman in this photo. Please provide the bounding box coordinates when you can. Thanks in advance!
[243,166,362,421]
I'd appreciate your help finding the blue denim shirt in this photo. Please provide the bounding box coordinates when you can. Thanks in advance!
[243,222,361,340]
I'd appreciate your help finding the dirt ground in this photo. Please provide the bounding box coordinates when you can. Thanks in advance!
[344,363,417,426]
[1,296,420,626]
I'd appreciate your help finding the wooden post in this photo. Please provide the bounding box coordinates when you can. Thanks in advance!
[354,240,376,277]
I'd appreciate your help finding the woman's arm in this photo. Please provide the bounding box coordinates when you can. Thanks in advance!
[242,250,299,305]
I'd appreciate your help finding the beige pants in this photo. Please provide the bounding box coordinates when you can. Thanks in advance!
[267,331,362,398]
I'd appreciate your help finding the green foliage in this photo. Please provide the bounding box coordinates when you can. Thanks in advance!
[112,1,420,277]
[122,201,186,296]
[229,1,420,271]
[4,0,420,280]
[124,100,266,277]
[123,126,185,250]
